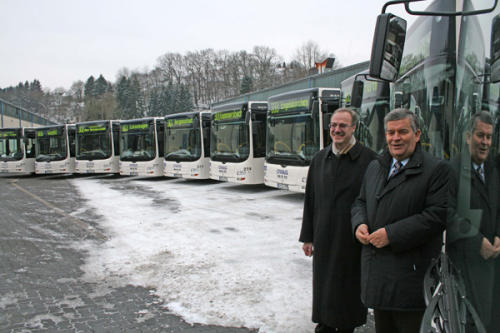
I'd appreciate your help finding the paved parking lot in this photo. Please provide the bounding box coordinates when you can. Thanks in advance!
[0,174,256,333]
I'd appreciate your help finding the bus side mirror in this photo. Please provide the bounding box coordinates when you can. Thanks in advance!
[490,15,500,83]
[323,113,332,130]
[472,93,479,114]
[369,13,407,82]
[394,91,403,108]
[351,80,364,108]
[193,118,200,128]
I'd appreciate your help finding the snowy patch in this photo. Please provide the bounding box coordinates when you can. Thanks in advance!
[25,314,63,329]
[0,292,25,309]
[57,294,85,308]
[72,178,314,333]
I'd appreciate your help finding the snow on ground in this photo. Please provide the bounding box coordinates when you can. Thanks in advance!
[72,177,314,333]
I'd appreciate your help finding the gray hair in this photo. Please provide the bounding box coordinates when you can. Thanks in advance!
[384,108,420,132]
[468,111,494,133]
[331,108,359,126]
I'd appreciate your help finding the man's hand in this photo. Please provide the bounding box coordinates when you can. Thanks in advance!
[355,224,370,245]
[369,228,390,248]
[480,237,496,260]
[494,236,500,258]
[302,242,313,257]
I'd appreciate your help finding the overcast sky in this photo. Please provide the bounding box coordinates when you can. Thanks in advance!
[0,0,414,91]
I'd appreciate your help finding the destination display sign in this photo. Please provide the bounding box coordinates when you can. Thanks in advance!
[270,96,310,115]
[78,124,107,134]
[214,109,243,122]
[250,103,268,111]
[121,123,150,132]
[166,117,194,128]
[37,127,63,137]
[0,130,19,138]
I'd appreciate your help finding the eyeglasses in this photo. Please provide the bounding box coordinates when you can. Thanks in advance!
[329,122,353,130]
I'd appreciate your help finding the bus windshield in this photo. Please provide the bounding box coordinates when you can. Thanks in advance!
[120,121,156,162]
[36,127,67,162]
[76,123,111,160]
[0,130,23,161]
[266,112,319,166]
[210,120,249,162]
[165,117,201,161]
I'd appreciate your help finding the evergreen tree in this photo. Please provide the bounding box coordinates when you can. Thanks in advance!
[93,75,108,97]
[115,76,130,118]
[178,84,193,113]
[240,75,253,94]
[84,76,95,98]
[147,87,163,117]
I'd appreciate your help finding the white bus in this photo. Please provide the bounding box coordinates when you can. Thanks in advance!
[0,127,36,174]
[75,120,120,174]
[264,88,341,192]
[119,117,164,177]
[210,101,268,184]
[164,111,211,179]
[35,124,76,174]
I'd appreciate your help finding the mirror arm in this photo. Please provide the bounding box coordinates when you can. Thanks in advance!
[355,73,385,83]
[382,0,423,14]
[404,0,497,16]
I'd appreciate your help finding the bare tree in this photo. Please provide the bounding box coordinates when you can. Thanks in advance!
[293,40,336,73]
[253,46,281,90]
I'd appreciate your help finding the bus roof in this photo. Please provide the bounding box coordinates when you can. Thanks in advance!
[268,87,340,102]
[211,101,267,113]
[164,110,210,119]
[119,117,164,124]
[76,119,119,126]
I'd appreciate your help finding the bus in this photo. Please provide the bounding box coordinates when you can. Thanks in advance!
[357,0,500,331]
[119,117,164,177]
[264,88,341,192]
[75,120,120,174]
[210,101,267,184]
[35,124,76,174]
[164,111,211,179]
[0,127,36,174]
[341,73,390,153]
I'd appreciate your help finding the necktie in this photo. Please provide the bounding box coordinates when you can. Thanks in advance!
[476,165,485,183]
[389,161,402,179]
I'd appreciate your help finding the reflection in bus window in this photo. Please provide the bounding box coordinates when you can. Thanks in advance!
[210,121,250,162]
[266,113,319,164]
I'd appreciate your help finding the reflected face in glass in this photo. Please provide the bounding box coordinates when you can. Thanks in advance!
[386,117,421,161]
[330,112,356,149]
[467,120,493,165]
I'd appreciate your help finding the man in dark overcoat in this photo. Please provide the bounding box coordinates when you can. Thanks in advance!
[352,108,450,333]
[447,111,500,332]
[300,108,377,333]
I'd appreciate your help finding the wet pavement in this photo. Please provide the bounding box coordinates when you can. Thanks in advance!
[0,174,257,333]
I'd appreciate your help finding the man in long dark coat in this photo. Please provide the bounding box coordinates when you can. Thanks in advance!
[352,108,450,333]
[447,111,500,332]
[300,108,377,333]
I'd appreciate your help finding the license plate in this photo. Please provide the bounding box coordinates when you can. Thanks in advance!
[86,170,95,174]
[219,176,228,181]
[130,171,138,176]
[173,173,182,177]
[277,183,289,190]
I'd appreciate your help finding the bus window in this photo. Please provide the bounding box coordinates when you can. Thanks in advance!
[252,113,266,158]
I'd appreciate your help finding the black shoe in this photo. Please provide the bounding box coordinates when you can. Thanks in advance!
[315,324,336,333]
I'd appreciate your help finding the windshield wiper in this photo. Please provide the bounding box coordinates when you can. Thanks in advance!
[166,149,191,158]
